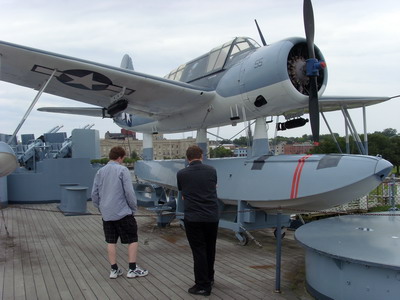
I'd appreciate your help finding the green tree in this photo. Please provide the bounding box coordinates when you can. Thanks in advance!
[209,147,234,158]
[219,139,232,145]
[368,132,391,157]
[123,157,136,164]
[130,150,139,160]
[381,128,397,137]
[91,157,109,164]
[388,136,400,174]
[297,134,312,143]
[232,136,248,147]
[309,134,349,154]
[368,132,400,175]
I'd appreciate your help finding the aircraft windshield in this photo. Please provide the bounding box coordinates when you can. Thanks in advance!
[165,37,260,83]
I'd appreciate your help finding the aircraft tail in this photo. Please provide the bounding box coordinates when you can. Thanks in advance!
[120,54,134,70]
[37,107,108,117]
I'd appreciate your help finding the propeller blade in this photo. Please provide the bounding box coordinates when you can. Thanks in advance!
[254,19,267,46]
[303,0,315,58]
[304,0,319,144]
[308,77,319,144]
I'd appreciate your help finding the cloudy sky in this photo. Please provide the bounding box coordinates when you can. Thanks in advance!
[1,0,399,141]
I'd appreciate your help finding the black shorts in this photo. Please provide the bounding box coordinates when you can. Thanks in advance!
[103,215,138,244]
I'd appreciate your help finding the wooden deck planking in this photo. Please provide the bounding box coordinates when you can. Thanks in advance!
[19,208,45,300]
[36,208,86,300]
[46,211,136,300]
[52,210,175,300]
[28,207,74,300]
[2,209,14,300]
[0,203,311,300]
[49,217,115,300]
[35,210,75,300]
[62,215,155,300]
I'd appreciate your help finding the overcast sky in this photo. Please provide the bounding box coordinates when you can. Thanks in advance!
[1,0,399,141]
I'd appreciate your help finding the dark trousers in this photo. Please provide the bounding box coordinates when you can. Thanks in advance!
[184,220,219,290]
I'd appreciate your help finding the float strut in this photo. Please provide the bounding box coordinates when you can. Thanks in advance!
[275,211,282,293]
[8,69,57,144]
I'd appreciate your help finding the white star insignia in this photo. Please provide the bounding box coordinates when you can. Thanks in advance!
[65,73,105,89]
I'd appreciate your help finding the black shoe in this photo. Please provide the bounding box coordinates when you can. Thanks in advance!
[188,285,211,296]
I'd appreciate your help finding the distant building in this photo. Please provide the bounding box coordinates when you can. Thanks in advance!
[284,142,314,154]
[272,141,286,155]
[233,147,248,157]
[100,135,198,160]
[105,129,136,140]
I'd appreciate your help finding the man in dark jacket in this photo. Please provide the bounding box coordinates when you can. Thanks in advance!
[177,145,219,296]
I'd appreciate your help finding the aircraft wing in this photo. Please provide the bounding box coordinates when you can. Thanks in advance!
[0,41,214,118]
[318,95,397,111]
[284,95,397,118]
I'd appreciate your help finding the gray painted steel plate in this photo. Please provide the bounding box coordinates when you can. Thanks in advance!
[295,212,400,270]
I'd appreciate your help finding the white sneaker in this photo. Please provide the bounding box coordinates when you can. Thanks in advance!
[109,268,123,279]
[127,266,148,278]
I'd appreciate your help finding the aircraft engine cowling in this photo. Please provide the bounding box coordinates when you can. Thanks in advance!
[286,39,327,97]
[233,37,327,116]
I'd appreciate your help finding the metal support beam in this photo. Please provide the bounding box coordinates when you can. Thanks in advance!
[321,112,342,153]
[8,69,57,144]
[345,117,350,154]
[271,116,280,155]
[142,133,153,160]
[110,86,126,102]
[196,128,208,159]
[344,107,365,154]
[363,105,368,155]
[341,106,366,155]
[245,121,253,157]
[275,211,282,293]
[252,117,270,157]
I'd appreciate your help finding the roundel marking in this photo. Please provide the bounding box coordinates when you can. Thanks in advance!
[57,69,112,90]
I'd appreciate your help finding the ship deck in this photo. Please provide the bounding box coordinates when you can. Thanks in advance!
[0,203,312,300]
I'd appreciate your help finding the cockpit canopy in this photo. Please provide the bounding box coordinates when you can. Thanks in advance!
[165,37,260,83]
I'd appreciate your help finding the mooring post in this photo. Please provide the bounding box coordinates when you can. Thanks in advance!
[275,211,282,293]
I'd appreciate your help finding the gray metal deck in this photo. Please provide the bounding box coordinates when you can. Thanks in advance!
[295,212,400,300]
[0,203,311,300]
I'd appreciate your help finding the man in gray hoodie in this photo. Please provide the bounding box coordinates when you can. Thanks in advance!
[92,146,148,279]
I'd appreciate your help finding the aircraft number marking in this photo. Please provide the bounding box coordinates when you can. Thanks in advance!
[254,58,263,69]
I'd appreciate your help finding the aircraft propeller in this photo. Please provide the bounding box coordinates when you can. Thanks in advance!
[303,0,326,145]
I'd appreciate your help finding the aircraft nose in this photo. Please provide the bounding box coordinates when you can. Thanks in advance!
[375,158,393,180]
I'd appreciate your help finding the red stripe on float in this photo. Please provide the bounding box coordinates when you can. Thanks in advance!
[290,154,312,199]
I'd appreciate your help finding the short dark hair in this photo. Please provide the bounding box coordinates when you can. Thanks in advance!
[109,146,126,160]
[186,145,203,161]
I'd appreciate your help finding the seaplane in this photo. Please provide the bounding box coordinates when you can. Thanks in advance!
[0,1,395,242]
